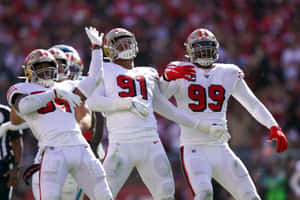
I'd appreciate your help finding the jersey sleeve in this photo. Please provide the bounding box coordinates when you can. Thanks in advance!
[0,105,22,140]
[229,64,245,83]
[147,67,159,80]
[138,67,159,81]
[86,83,131,113]
[232,78,278,129]
[152,82,198,128]
[7,83,30,107]
[159,76,179,99]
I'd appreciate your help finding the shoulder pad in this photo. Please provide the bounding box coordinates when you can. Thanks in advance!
[103,62,123,76]
[215,63,244,79]
[103,62,119,69]
[227,64,244,79]
[7,83,36,106]
[135,66,159,80]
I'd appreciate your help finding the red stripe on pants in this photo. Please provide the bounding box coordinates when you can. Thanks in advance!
[180,146,196,197]
[39,152,45,200]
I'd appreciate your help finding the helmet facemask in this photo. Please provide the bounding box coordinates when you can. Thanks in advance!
[23,49,58,88]
[65,52,83,80]
[104,28,139,61]
[185,29,219,67]
[56,58,69,81]
[68,64,82,80]
[114,36,138,60]
[29,61,57,88]
[48,47,69,81]
[189,40,219,66]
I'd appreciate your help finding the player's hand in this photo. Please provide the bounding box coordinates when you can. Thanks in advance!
[3,167,20,187]
[54,88,82,108]
[195,121,230,143]
[209,123,231,143]
[85,26,104,48]
[130,96,149,119]
[269,126,288,153]
[163,64,196,81]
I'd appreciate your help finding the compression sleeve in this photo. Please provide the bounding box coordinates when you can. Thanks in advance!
[77,49,103,98]
[232,78,278,129]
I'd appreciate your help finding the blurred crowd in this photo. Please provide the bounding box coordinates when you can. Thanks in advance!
[0,0,300,199]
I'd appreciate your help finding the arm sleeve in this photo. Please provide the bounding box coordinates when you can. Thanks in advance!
[86,84,132,113]
[153,82,198,128]
[159,76,178,99]
[77,49,103,98]
[17,90,55,115]
[232,78,278,129]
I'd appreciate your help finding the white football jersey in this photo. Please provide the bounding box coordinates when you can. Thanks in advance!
[7,81,87,147]
[160,61,245,145]
[93,62,160,143]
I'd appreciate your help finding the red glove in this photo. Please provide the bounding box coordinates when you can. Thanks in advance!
[269,126,288,153]
[163,64,196,81]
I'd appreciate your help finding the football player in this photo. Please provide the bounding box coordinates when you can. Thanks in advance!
[52,46,106,200]
[7,27,112,200]
[86,28,224,200]
[27,46,94,200]
[48,47,69,82]
[159,28,289,200]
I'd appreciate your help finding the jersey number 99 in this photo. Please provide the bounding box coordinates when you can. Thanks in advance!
[188,84,225,112]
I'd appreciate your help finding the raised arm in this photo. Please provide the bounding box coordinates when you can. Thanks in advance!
[73,27,104,101]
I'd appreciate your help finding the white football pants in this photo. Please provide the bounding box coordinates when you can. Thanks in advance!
[31,145,112,200]
[180,144,261,200]
[103,140,175,200]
